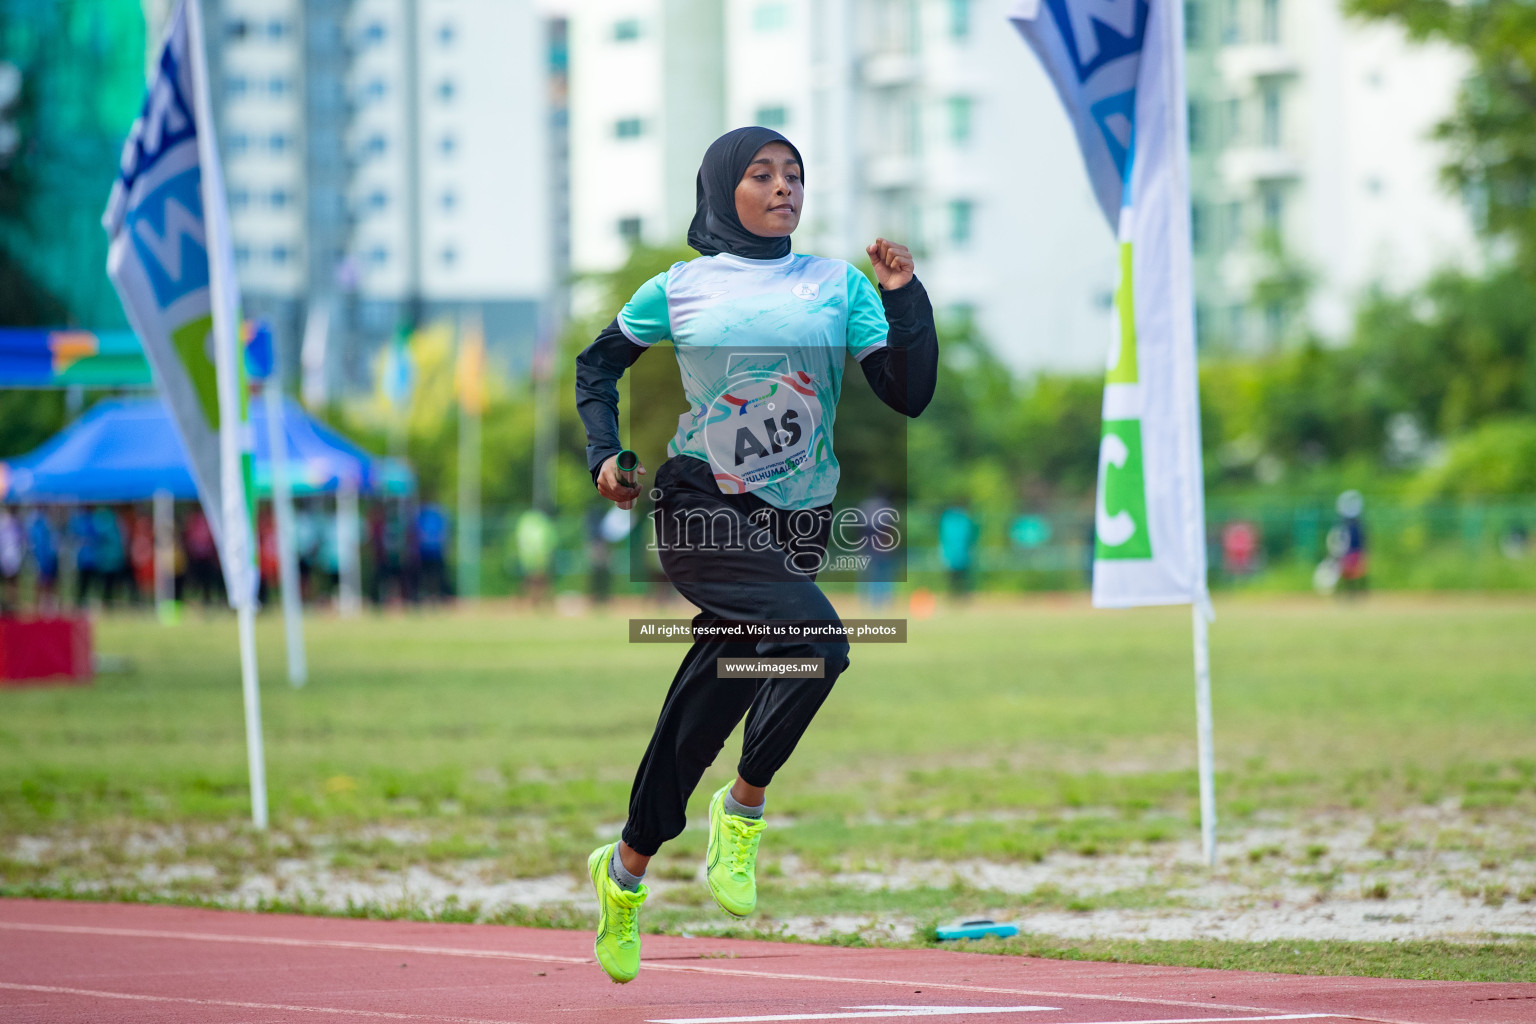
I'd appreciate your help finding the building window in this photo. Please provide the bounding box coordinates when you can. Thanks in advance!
[226,19,249,40]
[268,76,291,95]
[752,2,788,32]
[440,246,458,267]
[367,190,388,211]
[1262,186,1284,230]
[613,18,641,41]
[1261,0,1280,43]
[368,246,389,266]
[617,216,642,246]
[365,134,387,156]
[755,105,788,129]
[1187,99,1203,150]
[438,22,456,46]
[614,117,644,139]
[235,244,251,265]
[365,79,387,101]
[949,0,972,39]
[1185,0,1203,44]
[267,19,289,39]
[226,75,248,97]
[440,190,458,211]
[439,134,457,157]
[1261,84,1281,148]
[946,96,973,145]
[271,245,292,265]
[437,79,456,102]
[229,188,250,210]
[228,133,249,155]
[947,199,974,247]
[1225,97,1241,145]
[1222,0,1241,43]
[269,189,291,209]
[363,21,386,44]
[1225,201,1243,246]
[269,132,291,153]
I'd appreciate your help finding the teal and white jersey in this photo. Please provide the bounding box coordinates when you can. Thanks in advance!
[618,252,889,511]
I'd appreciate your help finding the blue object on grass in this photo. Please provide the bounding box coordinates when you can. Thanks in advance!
[935,918,1019,941]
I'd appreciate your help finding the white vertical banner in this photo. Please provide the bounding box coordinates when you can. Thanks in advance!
[1010,0,1216,862]
[104,0,267,828]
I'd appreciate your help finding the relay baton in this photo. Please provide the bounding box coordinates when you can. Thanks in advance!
[615,449,640,489]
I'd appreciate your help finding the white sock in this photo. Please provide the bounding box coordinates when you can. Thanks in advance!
[608,844,644,891]
[723,791,764,819]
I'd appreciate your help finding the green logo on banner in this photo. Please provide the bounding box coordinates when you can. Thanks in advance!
[1095,418,1152,560]
[1106,242,1138,385]
[172,314,219,428]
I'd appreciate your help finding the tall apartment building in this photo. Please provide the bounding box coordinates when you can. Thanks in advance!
[1184,0,1476,349]
[565,0,726,273]
[198,0,554,392]
[568,0,1481,369]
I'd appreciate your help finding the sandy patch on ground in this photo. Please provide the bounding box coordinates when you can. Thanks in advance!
[8,803,1532,944]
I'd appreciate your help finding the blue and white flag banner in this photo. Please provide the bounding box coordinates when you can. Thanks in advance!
[103,0,256,609]
[1010,0,1210,610]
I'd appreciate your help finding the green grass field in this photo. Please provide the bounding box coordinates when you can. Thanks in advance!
[2,594,1534,980]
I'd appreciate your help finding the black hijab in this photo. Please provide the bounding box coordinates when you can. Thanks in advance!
[687,126,804,260]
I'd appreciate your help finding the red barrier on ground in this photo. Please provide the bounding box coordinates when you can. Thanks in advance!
[0,617,92,685]
[0,899,1530,1024]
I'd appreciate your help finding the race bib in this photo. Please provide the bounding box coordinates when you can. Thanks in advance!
[700,369,825,494]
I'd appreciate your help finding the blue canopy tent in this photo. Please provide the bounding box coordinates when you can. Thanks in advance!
[0,395,413,504]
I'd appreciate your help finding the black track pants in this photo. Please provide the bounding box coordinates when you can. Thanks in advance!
[620,456,851,857]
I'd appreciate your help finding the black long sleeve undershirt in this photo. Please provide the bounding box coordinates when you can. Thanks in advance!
[574,318,645,485]
[574,277,940,486]
[861,276,939,418]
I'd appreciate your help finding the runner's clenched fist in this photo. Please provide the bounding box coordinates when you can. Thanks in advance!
[866,237,914,291]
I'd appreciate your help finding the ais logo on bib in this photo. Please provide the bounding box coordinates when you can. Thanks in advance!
[701,369,825,494]
[792,282,819,300]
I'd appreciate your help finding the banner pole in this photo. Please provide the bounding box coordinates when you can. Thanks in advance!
[236,600,268,829]
[1192,603,1216,866]
[263,383,307,686]
[153,488,175,623]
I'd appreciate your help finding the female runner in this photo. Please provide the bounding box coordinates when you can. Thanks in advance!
[574,126,938,983]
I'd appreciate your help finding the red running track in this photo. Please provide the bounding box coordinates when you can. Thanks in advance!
[0,900,1531,1024]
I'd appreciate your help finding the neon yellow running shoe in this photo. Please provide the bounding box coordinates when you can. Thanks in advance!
[705,784,765,918]
[587,843,648,983]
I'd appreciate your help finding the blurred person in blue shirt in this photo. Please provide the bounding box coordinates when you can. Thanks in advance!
[938,505,978,599]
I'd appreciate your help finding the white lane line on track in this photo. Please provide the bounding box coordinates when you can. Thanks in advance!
[652,1013,1338,1024]
[0,921,1389,1021]
[0,981,529,1023]
[648,1004,1060,1022]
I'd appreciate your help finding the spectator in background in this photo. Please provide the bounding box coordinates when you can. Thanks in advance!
[67,507,96,608]
[938,505,978,599]
[293,502,321,601]
[400,500,422,606]
[1334,490,1368,596]
[515,507,556,606]
[857,492,896,610]
[0,509,22,611]
[25,509,59,612]
[1221,520,1260,581]
[366,502,388,606]
[257,509,279,607]
[416,502,448,601]
[129,509,156,603]
[93,507,129,606]
[183,507,222,606]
